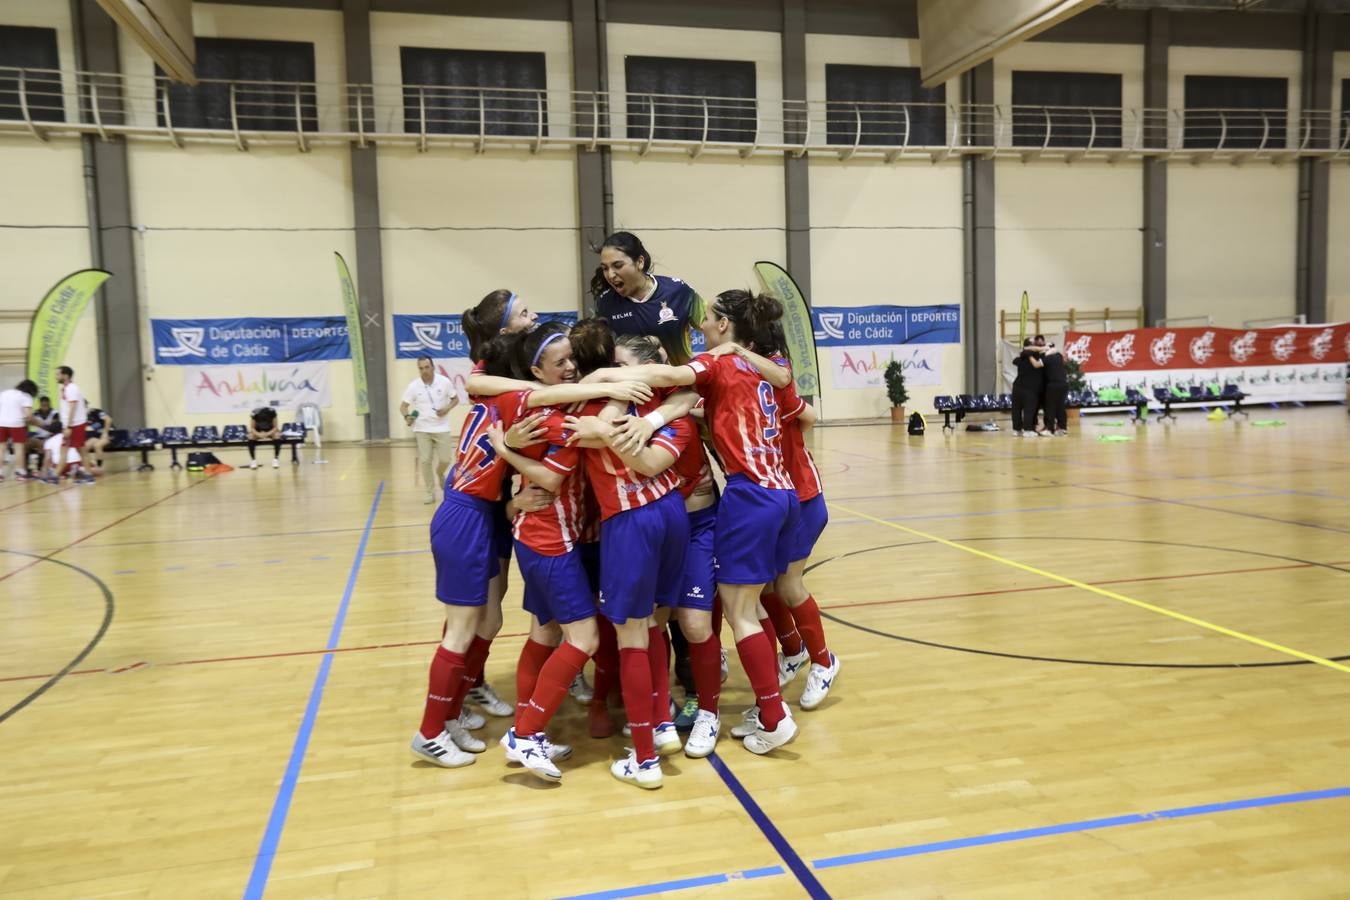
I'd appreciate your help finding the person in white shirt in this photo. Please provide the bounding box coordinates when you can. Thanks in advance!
[49,366,94,484]
[400,356,459,504]
[0,379,38,481]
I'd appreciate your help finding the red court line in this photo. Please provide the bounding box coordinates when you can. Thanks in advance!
[0,475,216,585]
[0,484,74,511]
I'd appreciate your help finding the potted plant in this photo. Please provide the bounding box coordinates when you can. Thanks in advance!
[1064,357,1087,424]
[884,359,909,424]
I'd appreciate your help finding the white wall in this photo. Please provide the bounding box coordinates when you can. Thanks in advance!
[1329,52,1350,326]
[1166,47,1302,327]
[371,12,577,438]
[120,4,363,436]
[0,1,99,405]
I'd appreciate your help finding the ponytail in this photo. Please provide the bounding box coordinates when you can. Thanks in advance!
[711,289,782,342]
[463,288,515,362]
[569,317,616,376]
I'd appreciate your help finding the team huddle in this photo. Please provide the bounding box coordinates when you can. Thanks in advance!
[412,233,838,790]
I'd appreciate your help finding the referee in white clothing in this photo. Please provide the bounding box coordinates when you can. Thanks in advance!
[400,356,459,504]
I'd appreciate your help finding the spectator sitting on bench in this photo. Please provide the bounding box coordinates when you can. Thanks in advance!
[86,407,113,474]
[25,396,60,478]
[247,406,282,469]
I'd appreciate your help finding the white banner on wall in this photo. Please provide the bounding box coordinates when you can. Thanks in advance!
[1084,364,1346,405]
[831,345,943,390]
[183,363,332,414]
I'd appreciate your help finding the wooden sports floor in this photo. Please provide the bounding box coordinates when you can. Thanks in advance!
[3,406,1349,899]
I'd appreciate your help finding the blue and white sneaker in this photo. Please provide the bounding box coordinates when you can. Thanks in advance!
[610,749,663,789]
[798,653,840,710]
[653,721,682,756]
[777,648,810,687]
[499,728,562,782]
[743,703,798,755]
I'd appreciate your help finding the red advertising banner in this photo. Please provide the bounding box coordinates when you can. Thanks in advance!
[1061,323,1349,404]
[1064,324,1350,372]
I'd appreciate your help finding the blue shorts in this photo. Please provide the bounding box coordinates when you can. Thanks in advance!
[786,494,828,566]
[516,542,596,626]
[714,476,798,586]
[599,490,688,625]
[430,490,497,606]
[678,503,718,611]
[579,542,601,596]
[492,500,513,561]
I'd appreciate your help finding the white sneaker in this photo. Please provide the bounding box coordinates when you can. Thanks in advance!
[569,671,594,704]
[1013,431,1023,438]
[799,653,840,711]
[499,728,562,782]
[1037,430,1052,438]
[684,710,720,758]
[729,705,760,739]
[743,703,798,755]
[610,749,663,790]
[543,736,573,762]
[247,459,259,469]
[445,717,486,753]
[777,648,810,687]
[720,648,729,684]
[272,458,280,468]
[653,721,682,756]
[410,730,475,768]
[457,708,485,731]
[468,683,513,717]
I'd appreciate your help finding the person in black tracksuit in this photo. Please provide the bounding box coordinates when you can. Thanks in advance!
[1011,339,1044,436]
[1040,344,1068,434]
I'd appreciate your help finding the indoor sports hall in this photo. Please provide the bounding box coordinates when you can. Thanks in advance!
[3,2,1349,898]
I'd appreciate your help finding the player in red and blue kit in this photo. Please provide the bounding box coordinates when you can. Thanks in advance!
[567,318,694,789]
[583,290,802,756]
[480,324,602,783]
[715,323,840,722]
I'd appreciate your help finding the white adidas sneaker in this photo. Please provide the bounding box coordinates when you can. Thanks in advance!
[777,648,810,687]
[468,683,513,717]
[684,710,720,758]
[499,728,562,782]
[742,703,798,755]
[410,730,475,768]
[445,717,486,753]
[610,750,663,789]
[799,653,840,711]
[457,708,485,731]
[729,705,760,739]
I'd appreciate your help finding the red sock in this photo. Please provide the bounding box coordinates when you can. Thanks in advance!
[419,646,466,739]
[514,639,554,729]
[761,592,803,656]
[517,642,589,735]
[592,617,620,709]
[647,626,672,724]
[759,616,779,653]
[688,634,722,714]
[735,632,784,731]
[619,648,656,762]
[790,596,832,668]
[447,636,491,718]
[712,592,724,637]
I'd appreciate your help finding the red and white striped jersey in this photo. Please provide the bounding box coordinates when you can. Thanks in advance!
[685,353,794,491]
[673,418,713,500]
[449,394,512,500]
[577,397,686,521]
[772,356,822,502]
[504,391,589,556]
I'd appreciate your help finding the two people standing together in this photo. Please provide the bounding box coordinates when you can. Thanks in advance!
[1011,334,1069,437]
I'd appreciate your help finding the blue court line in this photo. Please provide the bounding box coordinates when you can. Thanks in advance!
[559,784,1350,900]
[706,752,832,899]
[242,481,384,900]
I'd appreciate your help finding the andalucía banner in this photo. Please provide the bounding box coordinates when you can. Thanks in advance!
[753,260,820,398]
[27,268,111,400]
[335,252,370,416]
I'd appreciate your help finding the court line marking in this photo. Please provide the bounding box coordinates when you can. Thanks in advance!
[1080,484,1350,535]
[558,785,1350,899]
[243,480,384,900]
[0,483,75,511]
[827,501,1350,676]
[706,752,831,899]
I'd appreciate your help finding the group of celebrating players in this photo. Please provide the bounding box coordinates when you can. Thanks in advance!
[410,232,839,789]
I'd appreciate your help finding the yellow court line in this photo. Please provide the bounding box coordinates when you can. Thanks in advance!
[827,501,1350,676]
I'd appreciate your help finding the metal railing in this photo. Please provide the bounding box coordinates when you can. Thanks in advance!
[999,307,1144,338]
[2,66,1348,163]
